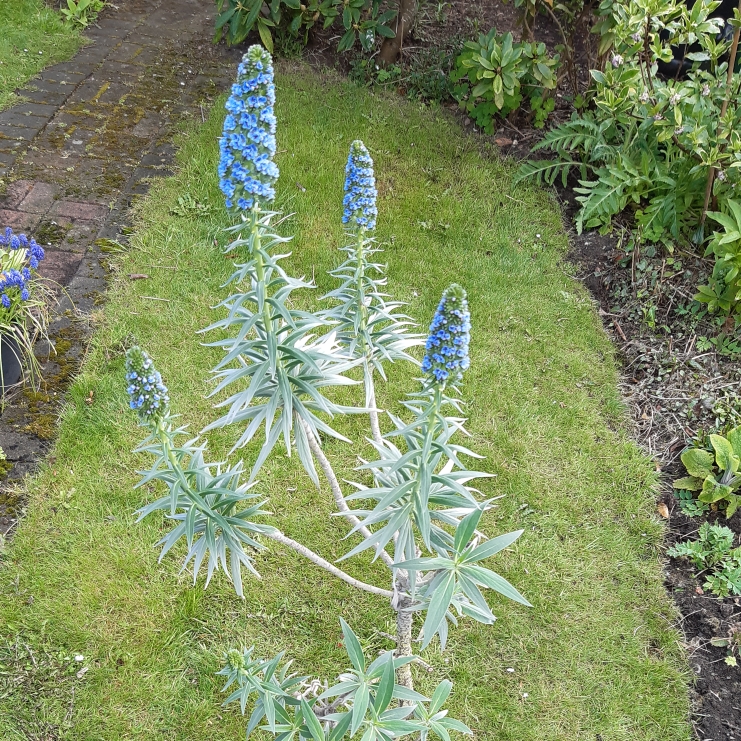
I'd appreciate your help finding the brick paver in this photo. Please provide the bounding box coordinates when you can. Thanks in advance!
[0,0,241,517]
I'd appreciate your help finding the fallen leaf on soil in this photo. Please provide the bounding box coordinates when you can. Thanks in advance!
[129,273,148,280]
[657,502,669,518]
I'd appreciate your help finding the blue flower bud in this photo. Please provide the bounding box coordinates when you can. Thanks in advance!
[422,284,471,388]
[219,45,279,213]
[125,346,170,424]
[342,140,377,231]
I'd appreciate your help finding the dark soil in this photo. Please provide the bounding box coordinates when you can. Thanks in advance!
[566,200,741,740]
[662,498,741,741]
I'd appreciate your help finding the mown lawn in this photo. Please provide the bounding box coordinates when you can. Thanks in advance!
[0,0,82,112]
[0,62,691,740]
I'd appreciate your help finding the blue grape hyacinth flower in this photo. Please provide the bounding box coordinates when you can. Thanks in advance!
[421,284,471,387]
[218,45,279,213]
[0,227,45,310]
[125,346,170,424]
[342,140,377,231]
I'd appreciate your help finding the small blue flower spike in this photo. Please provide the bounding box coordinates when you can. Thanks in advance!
[125,346,170,424]
[342,140,378,231]
[421,284,471,387]
[218,45,279,212]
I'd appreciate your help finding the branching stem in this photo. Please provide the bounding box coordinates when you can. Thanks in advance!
[264,530,394,598]
[299,417,394,570]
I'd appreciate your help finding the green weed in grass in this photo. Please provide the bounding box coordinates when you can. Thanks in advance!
[0,62,691,740]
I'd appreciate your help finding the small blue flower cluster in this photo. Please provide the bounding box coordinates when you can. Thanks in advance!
[342,140,377,231]
[421,284,471,386]
[125,346,170,423]
[219,45,279,212]
[0,227,45,310]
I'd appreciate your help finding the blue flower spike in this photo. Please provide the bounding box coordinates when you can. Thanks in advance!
[219,45,279,213]
[125,346,170,424]
[421,284,471,387]
[0,226,45,311]
[342,140,378,232]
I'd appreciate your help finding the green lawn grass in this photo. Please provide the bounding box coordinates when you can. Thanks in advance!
[0,61,691,740]
[0,0,82,112]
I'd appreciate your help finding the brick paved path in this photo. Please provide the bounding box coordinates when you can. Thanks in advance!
[0,0,240,518]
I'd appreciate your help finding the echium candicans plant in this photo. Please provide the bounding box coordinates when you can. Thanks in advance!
[210,285,530,739]
[125,345,274,597]
[126,45,530,740]
[206,44,361,485]
[322,141,422,444]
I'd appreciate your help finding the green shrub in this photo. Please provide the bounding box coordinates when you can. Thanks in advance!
[517,0,741,267]
[673,427,741,517]
[60,0,104,28]
[450,29,559,133]
[669,522,741,598]
[697,200,741,315]
[214,0,396,53]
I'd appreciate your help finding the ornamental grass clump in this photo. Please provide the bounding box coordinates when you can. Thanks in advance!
[126,45,530,740]
[0,226,49,392]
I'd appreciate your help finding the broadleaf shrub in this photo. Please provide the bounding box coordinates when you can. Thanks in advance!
[450,29,559,133]
[214,0,396,53]
[517,0,741,307]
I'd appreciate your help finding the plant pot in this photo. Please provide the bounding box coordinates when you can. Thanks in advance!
[0,330,22,395]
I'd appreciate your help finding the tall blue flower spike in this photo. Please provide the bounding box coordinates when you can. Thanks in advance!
[218,45,279,212]
[342,140,378,231]
[125,346,170,424]
[421,284,471,387]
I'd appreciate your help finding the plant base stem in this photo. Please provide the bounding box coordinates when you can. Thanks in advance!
[394,573,414,694]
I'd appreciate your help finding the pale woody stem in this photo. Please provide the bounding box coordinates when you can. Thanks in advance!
[265,530,393,598]
[299,417,394,570]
